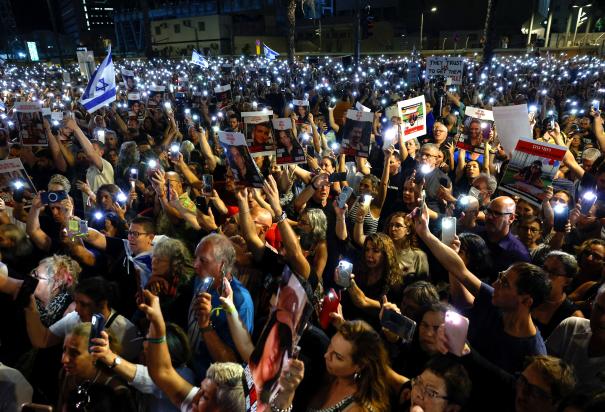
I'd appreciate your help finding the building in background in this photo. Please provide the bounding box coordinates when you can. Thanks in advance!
[58,0,115,50]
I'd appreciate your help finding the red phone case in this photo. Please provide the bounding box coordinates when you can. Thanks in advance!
[319,289,340,330]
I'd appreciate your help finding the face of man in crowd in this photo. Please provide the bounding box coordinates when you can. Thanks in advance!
[411,370,450,412]
[418,146,440,170]
[418,311,446,355]
[349,126,363,148]
[194,240,224,288]
[485,198,515,238]
[128,223,154,255]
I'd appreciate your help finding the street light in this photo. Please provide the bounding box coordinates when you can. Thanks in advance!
[420,6,438,50]
[572,3,591,45]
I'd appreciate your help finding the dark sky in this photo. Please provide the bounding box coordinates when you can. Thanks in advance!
[12,0,532,36]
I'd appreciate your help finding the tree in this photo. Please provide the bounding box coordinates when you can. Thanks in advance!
[286,0,315,64]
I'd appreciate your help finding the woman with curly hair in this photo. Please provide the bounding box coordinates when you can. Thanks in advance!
[298,208,328,281]
[343,233,405,328]
[272,320,395,412]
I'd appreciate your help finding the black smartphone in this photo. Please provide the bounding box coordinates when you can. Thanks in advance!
[329,172,347,183]
[306,144,315,157]
[41,190,68,205]
[166,179,171,201]
[202,174,214,196]
[195,196,210,213]
[16,276,40,308]
[88,313,106,353]
[553,204,569,232]
[381,309,416,342]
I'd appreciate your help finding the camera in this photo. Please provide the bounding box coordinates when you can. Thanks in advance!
[41,190,68,205]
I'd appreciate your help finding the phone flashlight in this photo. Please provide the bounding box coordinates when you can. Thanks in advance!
[442,218,454,230]
[116,192,128,203]
[185,108,191,114]
[13,180,24,190]
[331,142,339,151]
[529,105,537,112]
[583,191,596,201]
[94,211,104,220]
[362,194,372,207]
[554,204,566,214]
[170,143,180,153]
[420,164,432,175]
[192,114,199,121]
[148,159,158,169]
[289,103,294,109]
[164,102,171,110]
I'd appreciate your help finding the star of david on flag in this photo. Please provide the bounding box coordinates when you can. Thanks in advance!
[80,46,116,113]
[191,49,209,68]
[263,44,279,60]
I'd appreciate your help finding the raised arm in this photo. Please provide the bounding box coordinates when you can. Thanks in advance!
[413,203,481,299]
[45,119,67,173]
[25,194,52,252]
[327,107,340,133]
[138,291,194,408]
[66,118,104,171]
[236,188,265,261]
[24,295,61,348]
[264,175,311,280]
[219,279,255,361]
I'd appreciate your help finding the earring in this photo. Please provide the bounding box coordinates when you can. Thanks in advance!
[353,371,361,381]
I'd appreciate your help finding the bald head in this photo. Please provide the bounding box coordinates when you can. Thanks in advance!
[251,207,273,239]
[491,196,516,214]
[485,196,516,240]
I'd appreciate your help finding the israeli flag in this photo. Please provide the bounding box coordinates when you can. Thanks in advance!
[80,46,116,113]
[263,44,279,60]
[191,49,209,68]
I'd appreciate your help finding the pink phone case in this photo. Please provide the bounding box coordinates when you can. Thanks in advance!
[444,311,469,356]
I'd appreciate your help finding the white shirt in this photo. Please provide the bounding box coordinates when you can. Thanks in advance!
[546,316,605,388]
[84,157,114,206]
[49,310,141,361]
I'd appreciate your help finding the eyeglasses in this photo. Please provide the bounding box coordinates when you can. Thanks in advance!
[420,152,438,159]
[127,231,150,238]
[485,208,513,218]
[411,376,449,401]
[30,268,49,281]
[516,373,552,401]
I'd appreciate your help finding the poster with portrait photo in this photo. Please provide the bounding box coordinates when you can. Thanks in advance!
[243,111,275,157]
[341,109,373,158]
[272,118,305,165]
[397,95,426,142]
[15,101,47,146]
[498,138,567,206]
[248,265,312,410]
[218,131,265,188]
[120,68,137,92]
[147,85,165,107]
[292,99,310,124]
[214,84,232,110]
[455,106,495,154]
[0,158,37,208]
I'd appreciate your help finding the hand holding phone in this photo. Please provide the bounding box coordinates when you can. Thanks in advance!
[380,309,416,342]
[553,204,569,232]
[89,313,106,353]
[337,186,354,209]
[441,217,456,246]
[319,289,340,330]
[201,174,214,196]
[444,310,469,356]
[334,260,353,288]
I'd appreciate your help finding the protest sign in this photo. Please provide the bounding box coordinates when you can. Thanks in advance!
[15,101,47,146]
[397,95,426,142]
[498,138,567,206]
[456,106,495,154]
[272,118,305,165]
[426,56,464,84]
[214,84,232,109]
[218,131,265,188]
[242,111,275,157]
[76,49,95,80]
[292,99,310,124]
[0,158,37,208]
[341,109,373,157]
[248,266,312,409]
[148,85,165,107]
[492,104,533,155]
[121,68,136,92]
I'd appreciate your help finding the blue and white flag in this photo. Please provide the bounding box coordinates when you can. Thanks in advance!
[80,46,116,113]
[191,49,209,68]
[263,44,279,60]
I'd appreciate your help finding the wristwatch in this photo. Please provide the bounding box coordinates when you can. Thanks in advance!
[109,355,122,369]
[274,211,287,224]
[200,322,214,334]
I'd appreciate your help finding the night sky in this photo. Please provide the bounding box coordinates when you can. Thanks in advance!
[11,0,532,36]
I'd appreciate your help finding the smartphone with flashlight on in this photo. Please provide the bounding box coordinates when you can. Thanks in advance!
[415,190,426,217]
[444,310,469,357]
[169,143,180,162]
[334,260,353,288]
[580,191,597,215]
[553,204,569,232]
[441,217,457,246]
[201,174,214,196]
[337,186,354,209]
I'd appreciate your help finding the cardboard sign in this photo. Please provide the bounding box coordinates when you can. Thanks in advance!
[498,138,567,206]
[15,102,47,146]
[492,104,533,155]
[218,131,265,188]
[243,111,275,157]
[341,109,373,158]
[426,57,464,85]
[272,118,305,165]
[214,84,232,109]
[456,106,495,154]
[121,68,136,92]
[397,95,427,142]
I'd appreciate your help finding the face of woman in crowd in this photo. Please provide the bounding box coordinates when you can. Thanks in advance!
[229,146,246,171]
[465,161,480,179]
[364,241,384,269]
[411,370,450,412]
[542,256,570,299]
[579,243,605,275]
[319,157,335,174]
[98,190,114,211]
[151,254,171,278]
[403,180,417,204]
[549,191,570,208]
[324,333,358,378]
[61,334,96,379]
[405,140,418,154]
[388,216,408,241]
[298,212,312,234]
[278,130,292,149]
[418,311,445,355]
[191,378,219,412]
[517,219,541,247]
[358,179,375,197]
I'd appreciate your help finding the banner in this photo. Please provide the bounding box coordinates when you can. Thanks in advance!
[15,102,47,146]
[498,138,567,206]
[218,131,265,188]
[248,266,311,410]
[242,111,275,157]
[426,56,464,85]
[397,95,426,142]
[80,47,117,113]
[456,106,495,154]
[492,104,533,155]
[272,118,305,165]
[120,68,136,92]
[341,109,373,158]
[0,158,37,208]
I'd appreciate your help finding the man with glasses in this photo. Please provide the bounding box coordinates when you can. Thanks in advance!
[547,284,605,388]
[479,196,530,273]
[405,143,451,216]
[84,216,155,314]
[414,204,551,373]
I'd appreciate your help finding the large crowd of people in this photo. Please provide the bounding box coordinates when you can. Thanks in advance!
[0,50,604,412]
